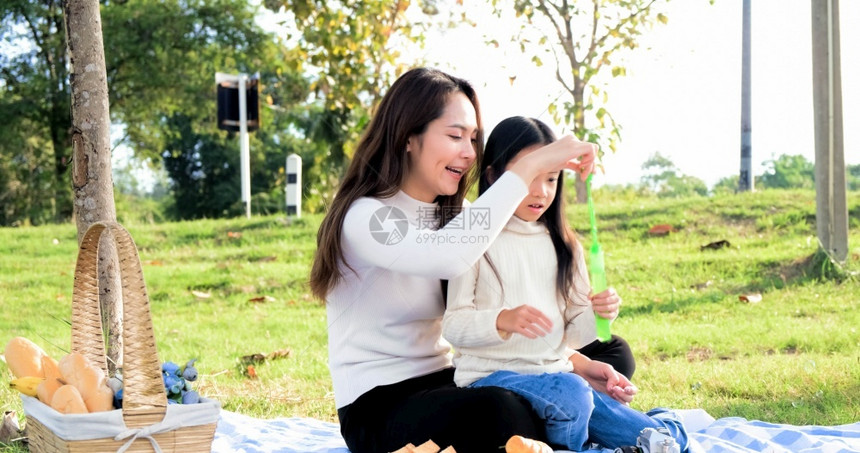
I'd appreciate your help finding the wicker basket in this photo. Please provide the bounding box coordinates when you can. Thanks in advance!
[24,222,219,452]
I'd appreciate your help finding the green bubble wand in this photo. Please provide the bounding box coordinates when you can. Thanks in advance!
[586,173,612,342]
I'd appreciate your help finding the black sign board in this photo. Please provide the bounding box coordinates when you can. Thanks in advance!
[217,76,260,132]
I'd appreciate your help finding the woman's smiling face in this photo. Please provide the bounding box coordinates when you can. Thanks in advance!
[401,92,479,203]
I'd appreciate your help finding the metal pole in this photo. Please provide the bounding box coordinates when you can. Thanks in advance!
[739,0,753,192]
[238,73,251,218]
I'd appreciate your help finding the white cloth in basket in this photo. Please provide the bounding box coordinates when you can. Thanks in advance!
[22,395,221,452]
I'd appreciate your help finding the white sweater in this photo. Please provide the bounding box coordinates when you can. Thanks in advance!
[326,172,528,408]
[443,216,597,387]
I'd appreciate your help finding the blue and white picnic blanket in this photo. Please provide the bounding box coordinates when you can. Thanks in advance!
[212,408,860,453]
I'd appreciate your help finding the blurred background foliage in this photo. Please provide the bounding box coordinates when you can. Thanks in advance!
[1,0,857,226]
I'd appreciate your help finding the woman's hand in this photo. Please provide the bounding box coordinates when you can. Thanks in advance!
[509,135,597,184]
[570,353,637,404]
[497,305,554,339]
[590,287,622,320]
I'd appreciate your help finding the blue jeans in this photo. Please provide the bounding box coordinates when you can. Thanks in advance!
[469,370,688,452]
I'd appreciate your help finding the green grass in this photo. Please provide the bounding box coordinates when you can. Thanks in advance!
[1,189,858,451]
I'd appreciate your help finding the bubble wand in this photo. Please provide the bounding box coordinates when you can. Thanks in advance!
[586,173,612,342]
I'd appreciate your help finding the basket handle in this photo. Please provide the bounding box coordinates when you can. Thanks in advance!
[71,221,168,416]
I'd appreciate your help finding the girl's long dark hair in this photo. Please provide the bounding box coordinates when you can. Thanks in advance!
[480,116,579,305]
[310,68,483,300]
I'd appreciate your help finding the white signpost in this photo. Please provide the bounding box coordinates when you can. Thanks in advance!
[286,154,302,218]
[216,72,259,219]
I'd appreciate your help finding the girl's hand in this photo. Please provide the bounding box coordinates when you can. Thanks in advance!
[497,305,554,339]
[509,135,597,184]
[590,287,622,320]
[574,358,637,404]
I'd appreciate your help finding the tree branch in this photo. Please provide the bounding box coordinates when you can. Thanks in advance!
[20,7,49,70]
[587,0,599,63]
[554,66,573,96]
[110,130,130,154]
[590,0,657,64]
[536,0,577,80]
[592,41,626,75]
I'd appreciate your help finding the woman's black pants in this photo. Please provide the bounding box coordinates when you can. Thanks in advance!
[337,367,543,453]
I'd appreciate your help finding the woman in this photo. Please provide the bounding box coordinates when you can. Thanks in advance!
[310,68,597,453]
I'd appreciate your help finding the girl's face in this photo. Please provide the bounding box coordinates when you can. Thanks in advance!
[401,92,478,203]
[506,145,560,222]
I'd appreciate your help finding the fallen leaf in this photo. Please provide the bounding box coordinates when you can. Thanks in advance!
[256,256,277,262]
[648,224,674,236]
[191,290,211,299]
[0,410,21,444]
[690,281,713,290]
[227,231,242,239]
[686,347,712,362]
[701,240,731,251]
[247,295,275,303]
[739,293,762,303]
[241,353,267,364]
[267,349,291,360]
[241,349,291,364]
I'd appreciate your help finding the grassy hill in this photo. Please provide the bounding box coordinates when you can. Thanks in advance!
[1,188,858,450]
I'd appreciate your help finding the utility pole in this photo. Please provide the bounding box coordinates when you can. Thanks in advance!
[216,72,260,219]
[811,0,848,262]
[238,73,251,219]
[738,0,753,192]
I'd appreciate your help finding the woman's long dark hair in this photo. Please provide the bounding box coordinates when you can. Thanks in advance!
[310,68,483,300]
[480,116,579,305]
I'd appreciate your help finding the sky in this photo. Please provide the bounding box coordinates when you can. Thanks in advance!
[415,0,859,189]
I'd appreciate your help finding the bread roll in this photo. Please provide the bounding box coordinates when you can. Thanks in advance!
[51,385,88,414]
[36,355,64,404]
[83,381,114,412]
[505,435,553,453]
[3,337,47,378]
[58,352,105,401]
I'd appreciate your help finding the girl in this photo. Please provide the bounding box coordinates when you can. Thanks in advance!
[442,116,688,452]
[310,69,599,453]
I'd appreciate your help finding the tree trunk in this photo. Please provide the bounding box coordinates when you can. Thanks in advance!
[573,81,587,204]
[64,0,123,375]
